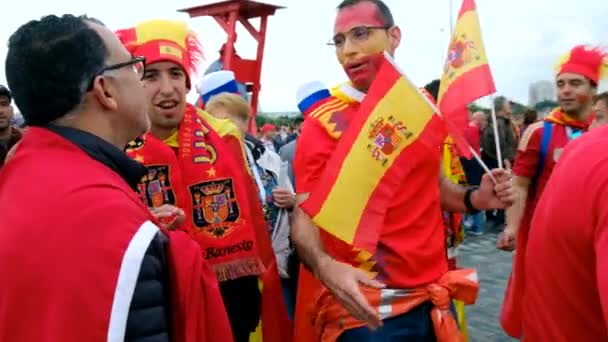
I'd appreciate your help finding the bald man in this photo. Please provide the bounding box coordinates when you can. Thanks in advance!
[462,112,487,182]
[461,111,488,234]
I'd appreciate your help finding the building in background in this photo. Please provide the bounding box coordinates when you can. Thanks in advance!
[529,81,557,118]
[529,80,555,106]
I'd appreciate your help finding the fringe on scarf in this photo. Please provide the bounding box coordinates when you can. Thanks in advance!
[214,257,265,282]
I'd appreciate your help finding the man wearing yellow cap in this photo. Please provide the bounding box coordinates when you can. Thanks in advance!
[500,45,608,338]
[117,20,291,342]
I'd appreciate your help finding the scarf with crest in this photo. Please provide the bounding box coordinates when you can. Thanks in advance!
[126,104,263,281]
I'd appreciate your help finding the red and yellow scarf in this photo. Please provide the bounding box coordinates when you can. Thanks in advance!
[545,107,594,129]
[127,104,263,281]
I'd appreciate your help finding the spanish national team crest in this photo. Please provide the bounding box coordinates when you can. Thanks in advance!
[368,116,413,166]
[137,165,176,208]
[444,32,481,80]
[190,178,241,238]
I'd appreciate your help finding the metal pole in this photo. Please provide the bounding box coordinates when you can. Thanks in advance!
[489,94,504,169]
[440,28,445,68]
[449,0,454,34]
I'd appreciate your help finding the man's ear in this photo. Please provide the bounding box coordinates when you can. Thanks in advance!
[388,25,402,53]
[92,76,118,111]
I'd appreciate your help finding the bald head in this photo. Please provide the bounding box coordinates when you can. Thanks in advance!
[472,111,487,129]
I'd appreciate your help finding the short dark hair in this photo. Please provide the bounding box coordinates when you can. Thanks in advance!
[5,14,109,126]
[337,0,395,27]
[594,91,608,106]
[523,109,538,125]
[423,79,441,102]
[493,96,509,112]
[0,85,11,103]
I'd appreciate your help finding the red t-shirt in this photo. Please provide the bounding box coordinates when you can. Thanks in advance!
[513,121,573,205]
[502,119,591,337]
[294,104,447,288]
[522,126,608,341]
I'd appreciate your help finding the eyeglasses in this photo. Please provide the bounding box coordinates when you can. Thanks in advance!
[327,26,391,48]
[87,56,146,91]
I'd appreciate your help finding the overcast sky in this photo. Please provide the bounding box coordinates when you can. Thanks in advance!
[1,0,607,112]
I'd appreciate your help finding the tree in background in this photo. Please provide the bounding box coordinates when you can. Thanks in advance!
[255,114,302,128]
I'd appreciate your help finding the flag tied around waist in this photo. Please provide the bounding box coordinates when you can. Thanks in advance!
[300,53,445,254]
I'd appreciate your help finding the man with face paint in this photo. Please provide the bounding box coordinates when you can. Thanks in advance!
[291,1,515,341]
[499,45,608,339]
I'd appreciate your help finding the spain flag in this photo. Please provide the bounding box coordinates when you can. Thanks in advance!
[438,0,496,157]
[299,53,445,253]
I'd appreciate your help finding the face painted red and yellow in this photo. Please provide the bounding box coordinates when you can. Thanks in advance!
[332,1,401,92]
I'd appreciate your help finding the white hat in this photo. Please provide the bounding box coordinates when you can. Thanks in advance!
[197,70,239,104]
[296,80,330,114]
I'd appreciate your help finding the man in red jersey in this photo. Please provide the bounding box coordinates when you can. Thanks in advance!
[500,45,607,338]
[522,124,608,341]
[117,19,291,342]
[291,1,514,340]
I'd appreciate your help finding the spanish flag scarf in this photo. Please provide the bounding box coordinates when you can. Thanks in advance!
[127,104,263,281]
[545,107,593,130]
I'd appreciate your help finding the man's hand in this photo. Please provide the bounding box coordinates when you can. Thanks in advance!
[472,168,515,210]
[151,204,185,230]
[272,187,295,209]
[497,225,517,251]
[316,257,386,329]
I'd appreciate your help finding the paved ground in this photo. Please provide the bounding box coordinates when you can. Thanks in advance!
[457,223,518,342]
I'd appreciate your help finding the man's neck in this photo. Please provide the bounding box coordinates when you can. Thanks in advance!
[352,84,369,95]
[54,113,128,150]
[563,105,592,122]
[0,126,12,141]
[150,126,178,142]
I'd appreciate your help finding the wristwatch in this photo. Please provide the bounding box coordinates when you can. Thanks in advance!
[464,186,480,214]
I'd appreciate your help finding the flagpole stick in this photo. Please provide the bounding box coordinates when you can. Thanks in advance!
[449,0,454,34]
[412,86,499,184]
[383,51,498,183]
[469,146,496,182]
[489,94,504,169]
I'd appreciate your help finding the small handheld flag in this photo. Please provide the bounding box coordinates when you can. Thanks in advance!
[296,81,332,117]
[197,70,239,105]
[438,0,496,159]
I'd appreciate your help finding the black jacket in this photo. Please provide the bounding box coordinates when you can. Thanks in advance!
[125,232,171,342]
[0,127,22,167]
[481,116,518,162]
[49,125,171,342]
